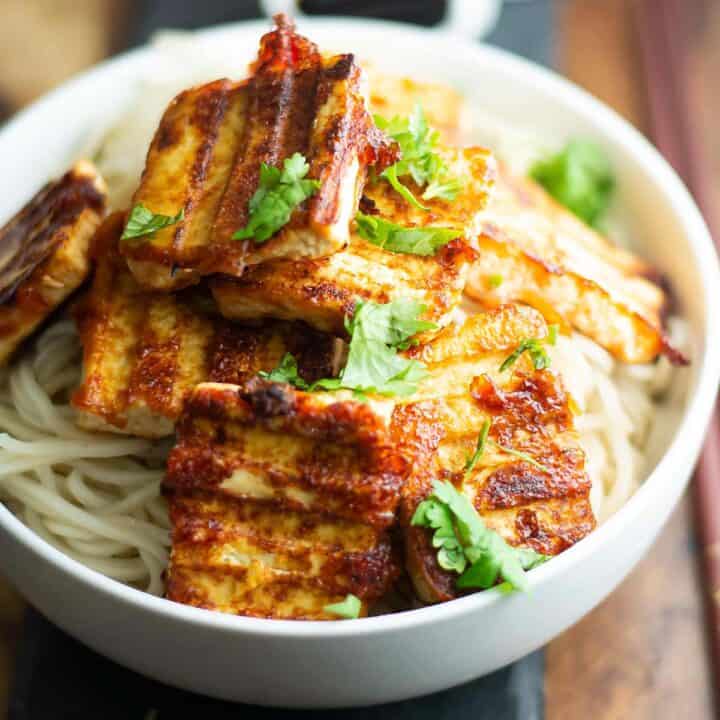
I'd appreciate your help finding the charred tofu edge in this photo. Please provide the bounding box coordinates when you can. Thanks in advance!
[0,161,107,366]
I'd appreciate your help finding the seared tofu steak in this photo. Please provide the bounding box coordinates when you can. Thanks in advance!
[164,379,409,619]
[73,214,335,437]
[466,165,681,364]
[0,161,106,366]
[211,235,475,340]
[393,306,595,602]
[211,145,494,339]
[122,15,392,291]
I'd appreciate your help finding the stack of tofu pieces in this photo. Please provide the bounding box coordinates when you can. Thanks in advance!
[0,16,682,618]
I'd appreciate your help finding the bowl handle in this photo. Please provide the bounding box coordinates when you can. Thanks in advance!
[257,0,502,40]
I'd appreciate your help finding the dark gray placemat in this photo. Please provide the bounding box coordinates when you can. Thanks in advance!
[9,609,544,720]
[8,2,555,717]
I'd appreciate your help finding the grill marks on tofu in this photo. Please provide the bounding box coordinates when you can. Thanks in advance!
[122,16,384,291]
[209,146,494,338]
[0,161,107,366]
[166,491,396,619]
[211,236,475,339]
[394,306,595,603]
[164,379,408,618]
[72,215,335,437]
[466,166,679,364]
[166,380,403,526]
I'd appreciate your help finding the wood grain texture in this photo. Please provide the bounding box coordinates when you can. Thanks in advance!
[547,1,715,718]
[0,0,129,115]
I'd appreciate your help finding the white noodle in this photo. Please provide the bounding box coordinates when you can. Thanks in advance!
[0,322,169,594]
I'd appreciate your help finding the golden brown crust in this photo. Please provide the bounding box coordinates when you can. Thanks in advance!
[165,490,398,619]
[72,216,335,437]
[121,16,391,291]
[210,144,494,338]
[163,372,411,619]
[211,236,476,339]
[395,307,595,603]
[165,379,406,528]
[466,165,683,364]
[0,161,107,366]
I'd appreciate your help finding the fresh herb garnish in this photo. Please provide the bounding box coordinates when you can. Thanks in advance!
[324,593,362,619]
[529,140,615,228]
[259,353,310,389]
[499,324,558,372]
[463,419,551,476]
[233,152,320,244]
[355,212,462,256]
[121,204,184,241]
[487,274,504,289]
[494,444,551,474]
[262,299,436,397]
[375,104,462,209]
[464,420,491,477]
[412,480,548,591]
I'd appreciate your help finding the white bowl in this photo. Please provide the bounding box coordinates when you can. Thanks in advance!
[0,18,718,709]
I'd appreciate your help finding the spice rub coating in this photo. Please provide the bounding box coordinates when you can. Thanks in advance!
[72,214,335,437]
[0,161,107,366]
[466,165,680,364]
[165,490,398,619]
[395,305,595,602]
[122,15,391,291]
[210,144,493,339]
[164,378,412,618]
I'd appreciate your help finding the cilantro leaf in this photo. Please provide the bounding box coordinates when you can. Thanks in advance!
[382,164,428,210]
[233,152,320,243]
[422,176,463,202]
[529,140,615,228]
[494,444,551,474]
[375,104,462,208]
[324,594,362,619]
[464,420,491,477]
[345,299,437,349]
[339,299,434,395]
[258,353,310,389]
[121,204,184,241]
[412,480,548,592]
[355,212,462,257]
[260,299,436,398]
[499,324,558,372]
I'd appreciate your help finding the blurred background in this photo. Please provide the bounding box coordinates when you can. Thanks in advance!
[0,1,718,718]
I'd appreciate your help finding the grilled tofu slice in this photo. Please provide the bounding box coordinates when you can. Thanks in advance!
[165,491,397,619]
[164,379,409,618]
[72,214,335,437]
[365,66,467,144]
[211,235,475,339]
[122,15,389,291]
[465,166,680,364]
[165,379,403,527]
[392,305,595,602]
[210,145,494,338]
[0,161,106,366]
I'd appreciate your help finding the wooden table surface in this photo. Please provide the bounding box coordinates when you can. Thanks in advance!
[0,1,717,718]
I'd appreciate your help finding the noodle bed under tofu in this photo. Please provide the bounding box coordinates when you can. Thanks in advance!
[164,380,408,619]
[122,16,391,291]
[0,161,107,366]
[391,305,595,602]
[465,166,677,364]
[211,145,494,338]
[72,214,336,438]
